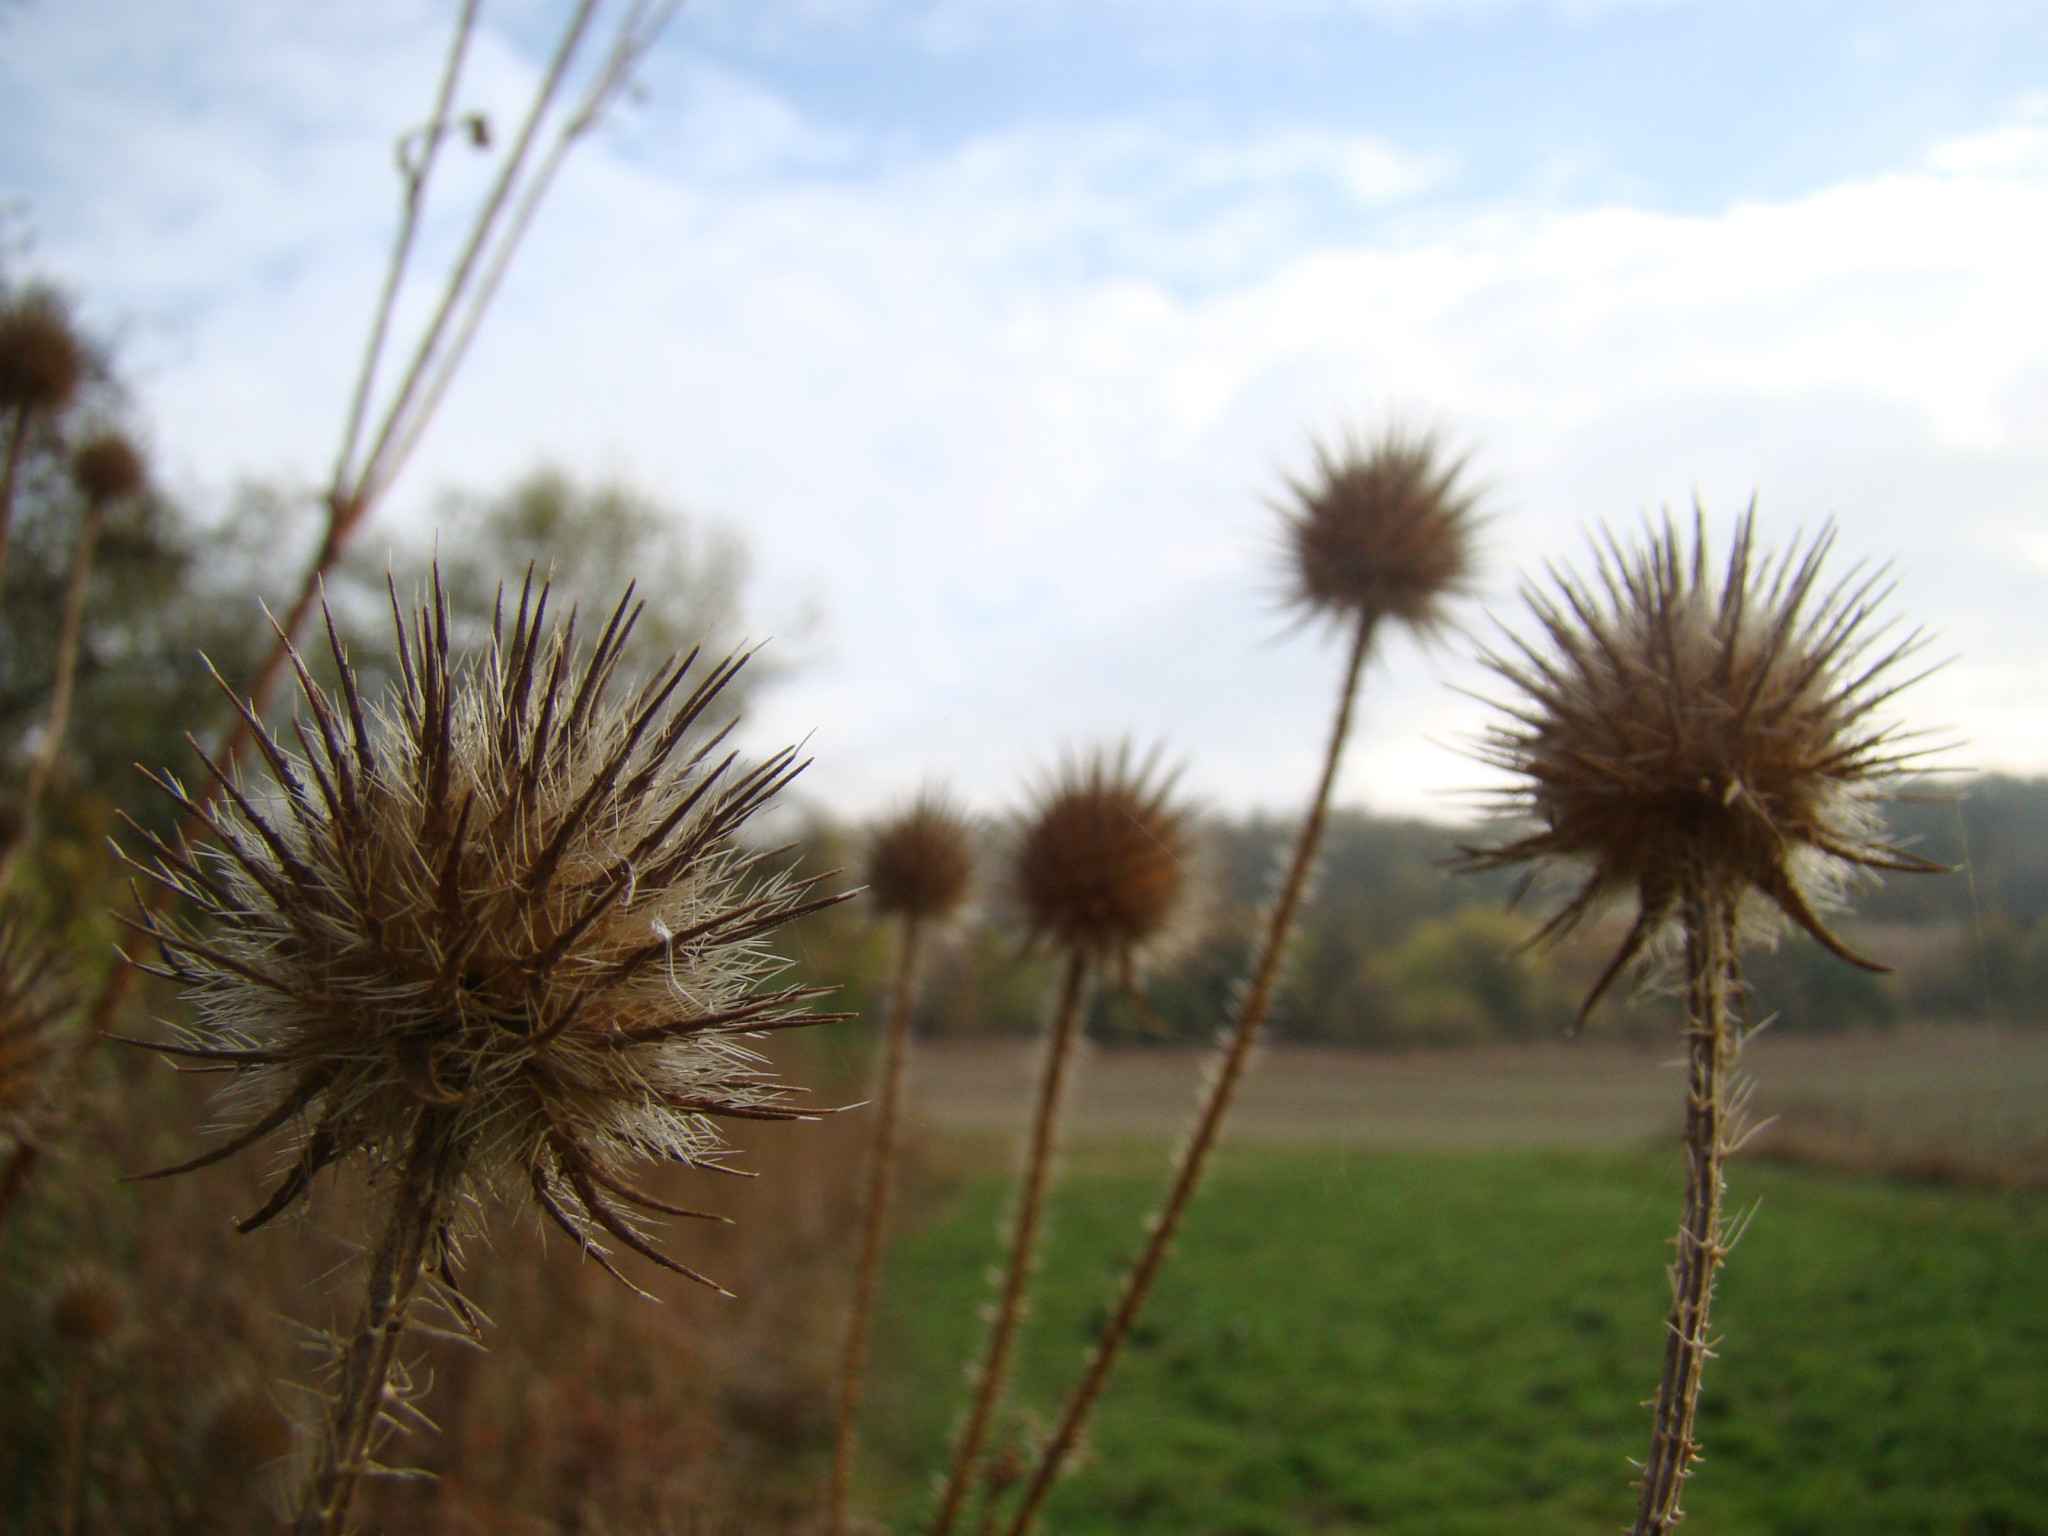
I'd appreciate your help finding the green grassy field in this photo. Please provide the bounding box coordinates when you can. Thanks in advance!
[856,1144,2048,1536]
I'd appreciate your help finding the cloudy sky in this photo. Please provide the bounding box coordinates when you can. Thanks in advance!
[5,0,2047,821]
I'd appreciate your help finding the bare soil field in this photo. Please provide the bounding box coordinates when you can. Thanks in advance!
[901,1024,2048,1150]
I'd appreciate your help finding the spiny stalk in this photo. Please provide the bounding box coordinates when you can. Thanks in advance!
[1001,426,1476,1536]
[830,794,974,1536]
[1463,508,1940,1530]
[934,749,1192,1536]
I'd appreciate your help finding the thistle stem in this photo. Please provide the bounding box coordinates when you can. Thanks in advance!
[931,949,1090,1536]
[1001,609,1377,1536]
[57,1360,90,1536]
[828,914,929,1536]
[1630,876,1740,1535]
[0,497,103,890]
[0,400,32,592]
[291,1107,461,1536]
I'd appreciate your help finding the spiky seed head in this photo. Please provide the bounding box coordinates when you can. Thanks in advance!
[50,1270,125,1346]
[0,292,86,416]
[1466,508,1940,1018]
[1279,424,1479,633]
[126,573,850,1290]
[72,430,145,506]
[866,792,975,922]
[202,1390,294,1474]
[0,912,76,1154]
[1015,746,1195,965]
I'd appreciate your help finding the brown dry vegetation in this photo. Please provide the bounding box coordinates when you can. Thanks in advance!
[0,1025,878,1535]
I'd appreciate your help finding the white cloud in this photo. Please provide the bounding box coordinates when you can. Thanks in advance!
[5,1,2045,822]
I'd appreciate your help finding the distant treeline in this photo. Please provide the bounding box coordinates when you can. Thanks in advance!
[791,775,2048,1047]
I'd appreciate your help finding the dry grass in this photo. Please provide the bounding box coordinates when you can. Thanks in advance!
[902,1025,2048,1156]
[0,1035,870,1535]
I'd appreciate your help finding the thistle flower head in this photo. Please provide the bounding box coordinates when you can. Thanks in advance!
[865,791,974,922]
[126,574,850,1290]
[72,430,146,507]
[1014,746,1195,968]
[0,291,86,417]
[1278,424,1480,634]
[0,912,76,1155]
[1467,508,1939,1018]
[202,1389,294,1476]
[50,1269,126,1348]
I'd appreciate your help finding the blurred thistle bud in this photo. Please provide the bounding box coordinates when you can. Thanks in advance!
[0,290,86,418]
[49,1269,126,1348]
[865,791,974,923]
[124,572,851,1288]
[1465,508,1942,1017]
[71,430,146,507]
[1278,424,1479,635]
[1015,745,1195,970]
[202,1389,295,1476]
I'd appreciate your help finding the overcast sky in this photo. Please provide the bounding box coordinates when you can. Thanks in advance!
[5,0,2047,822]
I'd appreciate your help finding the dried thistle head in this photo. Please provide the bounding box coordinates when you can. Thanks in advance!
[0,912,76,1156]
[50,1269,127,1348]
[1014,746,1195,969]
[1467,508,1939,1017]
[1278,424,1480,634]
[72,430,146,506]
[865,791,975,923]
[125,573,850,1291]
[202,1388,295,1476]
[0,290,86,416]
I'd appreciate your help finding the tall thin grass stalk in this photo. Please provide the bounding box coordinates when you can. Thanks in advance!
[0,434,144,892]
[931,950,1088,1536]
[999,429,1475,1535]
[48,1271,123,1536]
[69,0,683,1054]
[57,1362,91,1536]
[0,403,34,590]
[828,915,930,1536]
[0,497,98,893]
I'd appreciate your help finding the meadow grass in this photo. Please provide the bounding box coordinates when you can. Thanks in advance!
[862,1141,2048,1535]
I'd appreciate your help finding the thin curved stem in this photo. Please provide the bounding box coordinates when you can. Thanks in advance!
[44,0,669,1121]
[0,400,32,592]
[291,1106,461,1536]
[0,497,103,891]
[1001,609,1377,1536]
[828,914,928,1536]
[327,0,480,503]
[931,950,1090,1536]
[1630,876,1741,1534]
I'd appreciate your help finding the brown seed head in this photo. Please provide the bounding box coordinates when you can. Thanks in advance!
[126,572,850,1290]
[1015,746,1195,965]
[866,791,974,922]
[203,1389,294,1475]
[0,911,76,1152]
[1466,508,1940,1018]
[72,430,146,506]
[0,292,86,416]
[1279,424,1479,633]
[50,1271,125,1346]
